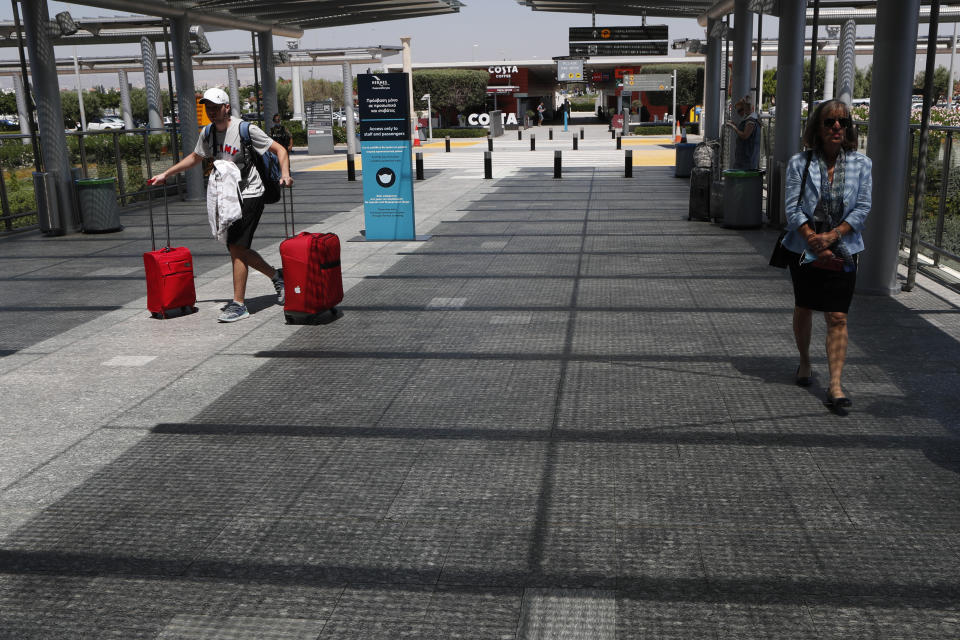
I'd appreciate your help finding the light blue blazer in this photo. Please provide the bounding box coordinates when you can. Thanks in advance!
[781,150,872,255]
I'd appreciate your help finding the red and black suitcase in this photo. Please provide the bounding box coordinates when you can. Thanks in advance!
[278,189,343,324]
[142,183,197,319]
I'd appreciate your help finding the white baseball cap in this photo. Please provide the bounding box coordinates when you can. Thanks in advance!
[200,88,230,105]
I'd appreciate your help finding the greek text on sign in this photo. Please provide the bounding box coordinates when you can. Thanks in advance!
[557,59,584,82]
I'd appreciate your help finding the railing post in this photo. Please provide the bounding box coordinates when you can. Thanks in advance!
[142,129,152,190]
[900,128,916,251]
[113,131,126,205]
[79,132,89,179]
[549,127,553,140]
[0,166,11,231]
[616,135,622,150]
[445,136,451,152]
[488,136,493,152]
[934,130,952,267]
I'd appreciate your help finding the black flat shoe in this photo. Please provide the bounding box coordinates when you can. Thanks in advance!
[795,367,813,387]
[826,393,852,408]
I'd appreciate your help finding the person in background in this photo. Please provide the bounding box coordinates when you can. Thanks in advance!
[725,95,761,169]
[537,102,545,126]
[780,99,872,410]
[269,113,293,173]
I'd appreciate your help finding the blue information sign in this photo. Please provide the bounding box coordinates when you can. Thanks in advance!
[358,73,416,240]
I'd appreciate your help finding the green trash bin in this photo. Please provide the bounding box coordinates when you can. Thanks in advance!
[76,177,123,233]
[722,169,764,228]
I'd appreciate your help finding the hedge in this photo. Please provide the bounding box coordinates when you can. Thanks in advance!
[632,126,673,135]
[433,128,488,138]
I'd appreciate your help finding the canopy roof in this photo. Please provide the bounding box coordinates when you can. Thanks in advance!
[513,1,717,19]
[72,1,464,37]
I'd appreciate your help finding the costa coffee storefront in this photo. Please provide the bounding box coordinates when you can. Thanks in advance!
[486,64,527,115]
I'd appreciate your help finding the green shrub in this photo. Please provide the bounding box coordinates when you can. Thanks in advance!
[333,124,346,144]
[433,128,488,138]
[632,126,673,135]
[570,99,596,111]
[285,120,307,146]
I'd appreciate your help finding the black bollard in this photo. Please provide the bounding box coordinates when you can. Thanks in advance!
[549,127,553,140]
[488,136,493,151]
[611,130,616,140]
[445,136,451,152]
[518,129,523,140]
[616,135,622,150]
[554,150,562,179]
[573,136,578,151]
[416,152,424,180]
[580,127,584,140]
[625,150,633,178]
[530,134,535,151]
[347,154,356,181]
[484,150,492,179]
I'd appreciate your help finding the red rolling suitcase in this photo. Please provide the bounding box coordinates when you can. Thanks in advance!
[279,188,343,324]
[142,183,197,319]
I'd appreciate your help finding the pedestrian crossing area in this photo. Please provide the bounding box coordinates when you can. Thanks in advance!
[306,134,677,174]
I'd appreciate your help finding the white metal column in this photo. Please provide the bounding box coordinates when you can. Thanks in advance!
[859,0,921,295]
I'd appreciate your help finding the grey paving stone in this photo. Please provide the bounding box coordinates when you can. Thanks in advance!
[156,614,326,639]
[517,588,616,639]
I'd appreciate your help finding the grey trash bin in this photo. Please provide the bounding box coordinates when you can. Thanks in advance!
[674,142,696,178]
[722,169,764,229]
[76,177,123,233]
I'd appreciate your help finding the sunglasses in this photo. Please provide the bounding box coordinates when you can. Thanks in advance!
[822,117,852,128]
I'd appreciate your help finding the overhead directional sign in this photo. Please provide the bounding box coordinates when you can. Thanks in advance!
[622,73,673,91]
[570,42,668,56]
[557,59,584,82]
[569,26,668,42]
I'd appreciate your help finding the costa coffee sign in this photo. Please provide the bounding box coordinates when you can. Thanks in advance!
[488,65,520,80]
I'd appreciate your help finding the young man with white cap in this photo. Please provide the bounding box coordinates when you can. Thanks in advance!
[149,87,294,322]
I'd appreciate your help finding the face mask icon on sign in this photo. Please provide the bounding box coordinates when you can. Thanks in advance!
[376,168,396,188]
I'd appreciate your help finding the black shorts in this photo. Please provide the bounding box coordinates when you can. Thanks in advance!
[226,195,265,249]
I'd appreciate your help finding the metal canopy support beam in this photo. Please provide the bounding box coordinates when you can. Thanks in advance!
[859,0,921,296]
[23,0,77,232]
[343,61,357,156]
[228,65,241,117]
[170,16,203,201]
[141,36,164,130]
[836,20,856,106]
[259,32,278,126]
[119,69,133,129]
[704,17,722,139]
[771,0,805,225]
[732,0,753,101]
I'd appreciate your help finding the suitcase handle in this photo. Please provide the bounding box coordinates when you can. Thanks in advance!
[282,185,295,237]
[146,178,172,251]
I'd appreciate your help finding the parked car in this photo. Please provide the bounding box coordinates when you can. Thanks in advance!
[333,110,359,126]
[86,116,125,131]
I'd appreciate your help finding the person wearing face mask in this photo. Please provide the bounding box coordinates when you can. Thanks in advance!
[724,95,760,170]
[779,99,872,410]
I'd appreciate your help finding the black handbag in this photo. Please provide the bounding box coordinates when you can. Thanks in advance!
[769,151,813,268]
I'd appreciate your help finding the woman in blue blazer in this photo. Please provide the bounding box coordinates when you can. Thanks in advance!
[781,99,872,408]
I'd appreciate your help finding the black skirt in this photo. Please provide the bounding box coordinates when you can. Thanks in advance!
[787,250,857,313]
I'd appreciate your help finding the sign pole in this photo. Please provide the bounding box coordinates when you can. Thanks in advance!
[672,70,677,141]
